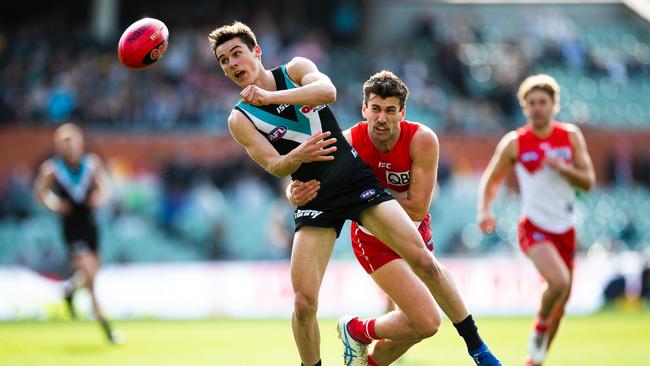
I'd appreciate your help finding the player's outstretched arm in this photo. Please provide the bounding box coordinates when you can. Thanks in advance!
[393,126,439,221]
[545,125,595,191]
[228,110,337,177]
[477,132,517,234]
[33,160,69,215]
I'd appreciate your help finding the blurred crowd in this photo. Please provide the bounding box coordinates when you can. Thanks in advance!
[1,3,649,133]
[1,2,649,269]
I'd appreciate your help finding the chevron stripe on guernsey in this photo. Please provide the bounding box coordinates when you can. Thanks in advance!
[53,155,96,204]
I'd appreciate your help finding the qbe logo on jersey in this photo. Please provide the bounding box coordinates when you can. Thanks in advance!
[386,170,410,186]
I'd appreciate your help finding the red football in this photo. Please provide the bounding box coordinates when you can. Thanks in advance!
[118,18,169,69]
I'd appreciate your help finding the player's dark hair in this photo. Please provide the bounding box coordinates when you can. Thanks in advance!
[208,21,257,58]
[363,70,409,111]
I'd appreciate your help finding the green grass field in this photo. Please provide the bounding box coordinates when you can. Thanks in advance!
[1,311,648,366]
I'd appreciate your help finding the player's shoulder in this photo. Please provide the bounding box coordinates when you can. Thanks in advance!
[285,57,317,76]
[228,108,248,126]
[39,158,56,174]
[350,120,367,130]
[503,129,520,142]
[347,121,366,145]
[409,122,438,143]
[227,108,258,144]
[286,56,316,70]
[555,121,582,136]
[498,130,519,157]
[37,157,61,179]
[409,122,438,154]
[86,152,103,165]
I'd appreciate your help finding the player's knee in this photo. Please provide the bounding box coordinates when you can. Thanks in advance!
[409,251,442,280]
[548,273,570,296]
[412,315,441,340]
[293,291,318,321]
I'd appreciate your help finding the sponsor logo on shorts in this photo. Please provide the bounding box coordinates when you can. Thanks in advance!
[532,231,546,242]
[294,209,324,219]
[268,126,287,142]
[386,170,410,186]
[360,188,377,200]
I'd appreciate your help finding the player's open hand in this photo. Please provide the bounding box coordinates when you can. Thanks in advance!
[290,130,337,163]
[240,85,273,106]
[288,179,321,206]
[478,210,496,234]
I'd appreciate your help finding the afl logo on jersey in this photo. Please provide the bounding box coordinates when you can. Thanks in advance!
[268,126,287,142]
[387,171,410,186]
[521,151,540,163]
[360,188,377,200]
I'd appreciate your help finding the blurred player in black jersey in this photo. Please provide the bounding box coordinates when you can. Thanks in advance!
[34,123,122,344]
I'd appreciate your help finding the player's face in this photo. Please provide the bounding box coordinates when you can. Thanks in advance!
[54,131,84,163]
[362,94,405,144]
[216,38,262,88]
[524,90,555,128]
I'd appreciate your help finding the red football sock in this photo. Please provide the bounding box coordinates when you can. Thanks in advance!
[534,313,549,332]
[367,355,380,366]
[346,317,378,345]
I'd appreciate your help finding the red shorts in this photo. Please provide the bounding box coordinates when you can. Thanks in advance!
[518,217,576,270]
[351,213,434,274]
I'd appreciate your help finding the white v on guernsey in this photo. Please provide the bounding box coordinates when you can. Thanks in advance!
[514,122,576,234]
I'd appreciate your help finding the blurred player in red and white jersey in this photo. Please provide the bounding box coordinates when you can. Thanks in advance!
[290,71,500,366]
[477,74,595,366]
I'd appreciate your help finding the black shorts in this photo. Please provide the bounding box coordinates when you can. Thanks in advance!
[294,182,393,238]
[63,220,98,256]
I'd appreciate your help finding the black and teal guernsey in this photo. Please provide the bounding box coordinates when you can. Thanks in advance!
[233,64,392,236]
[51,154,99,253]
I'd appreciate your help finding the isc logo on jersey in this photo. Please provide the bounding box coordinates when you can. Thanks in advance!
[386,170,410,186]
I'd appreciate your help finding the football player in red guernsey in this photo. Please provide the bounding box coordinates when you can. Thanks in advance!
[477,74,595,366]
[289,71,501,366]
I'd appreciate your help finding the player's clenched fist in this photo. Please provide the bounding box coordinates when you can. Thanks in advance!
[240,85,273,106]
[477,210,496,234]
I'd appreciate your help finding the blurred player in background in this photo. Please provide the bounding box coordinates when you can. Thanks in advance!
[34,123,121,344]
[209,21,498,366]
[289,71,500,366]
[477,74,595,366]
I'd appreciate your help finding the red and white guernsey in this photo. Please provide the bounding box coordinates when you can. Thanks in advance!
[515,122,576,233]
[350,120,431,234]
